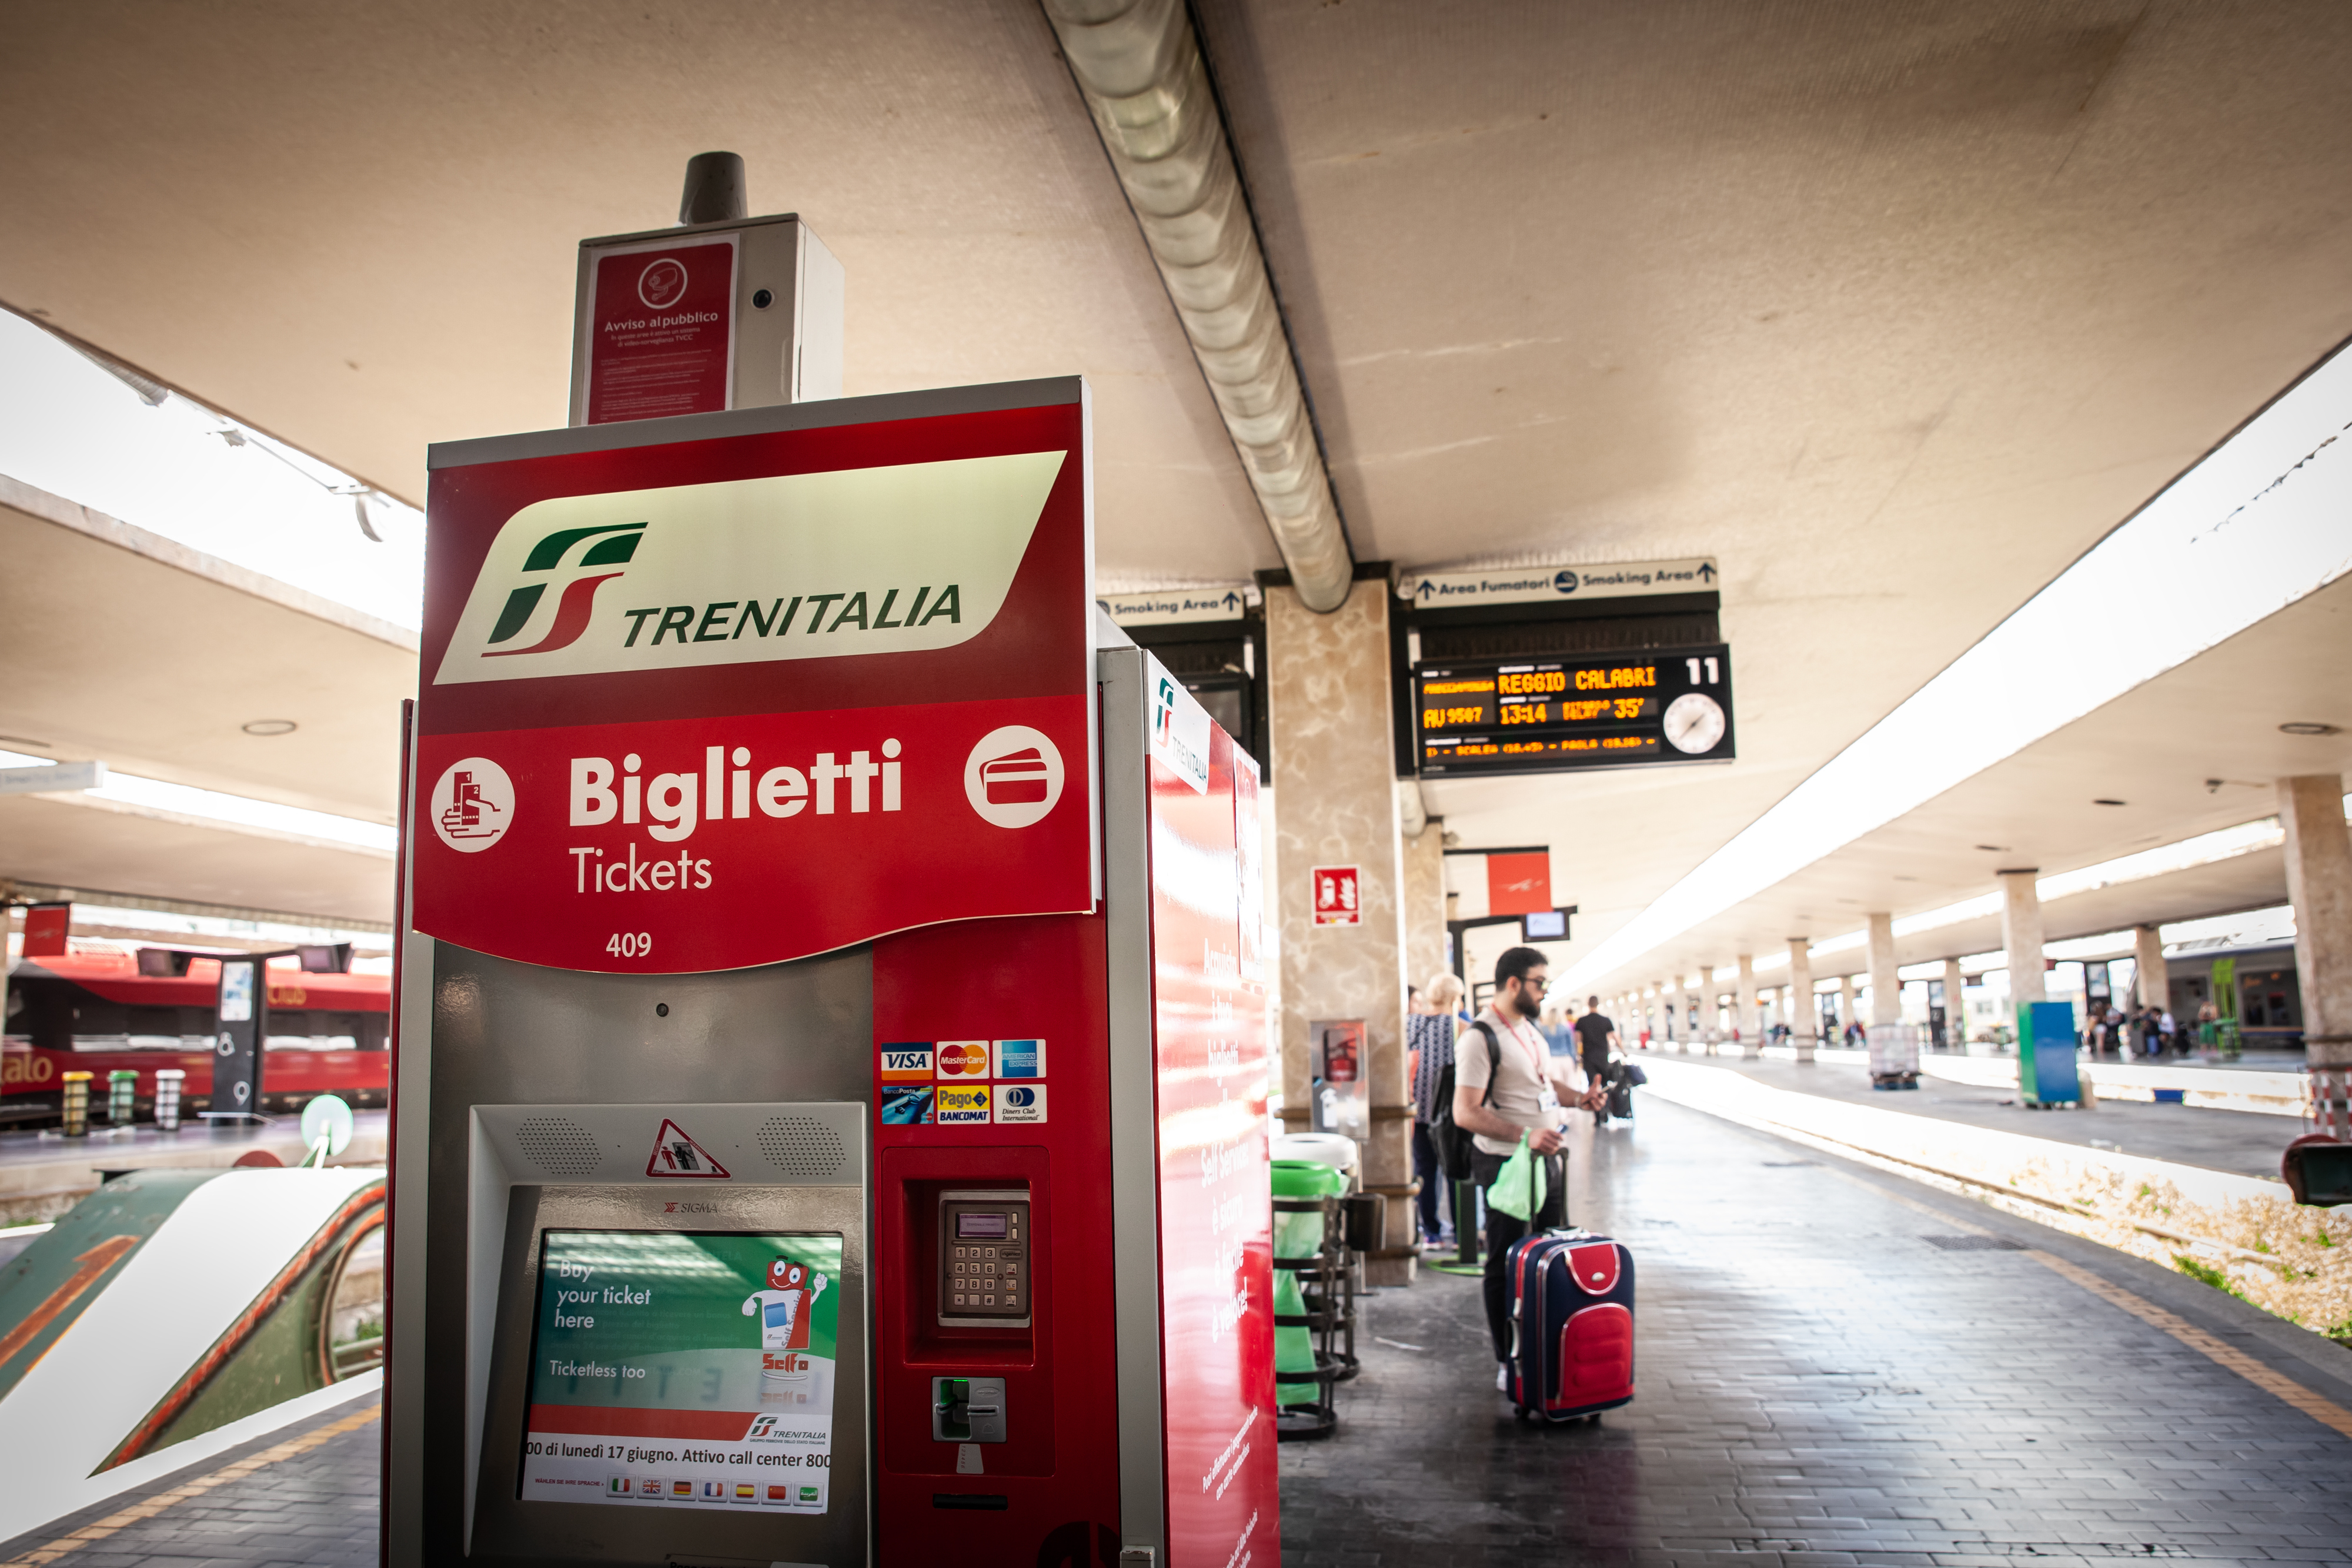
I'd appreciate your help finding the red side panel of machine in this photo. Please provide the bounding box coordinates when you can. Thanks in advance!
[870,914,1122,1563]
[1150,723,1277,1566]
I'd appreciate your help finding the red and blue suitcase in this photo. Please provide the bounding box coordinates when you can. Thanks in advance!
[1506,1229,1635,1423]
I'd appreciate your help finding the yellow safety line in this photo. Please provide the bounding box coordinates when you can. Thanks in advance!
[1,1403,381,1568]
[2023,1251,2352,1442]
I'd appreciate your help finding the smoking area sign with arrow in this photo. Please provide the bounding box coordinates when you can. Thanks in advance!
[1097,584,1254,626]
[1400,557,1717,608]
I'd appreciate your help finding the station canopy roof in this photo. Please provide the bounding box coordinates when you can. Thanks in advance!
[1,2,2348,956]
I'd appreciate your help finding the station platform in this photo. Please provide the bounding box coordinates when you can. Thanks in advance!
[1285,1094,2352,1566]
[6,1096,2349,1567]
[1683,1054,2293,1182]
[0,1112,390,1223]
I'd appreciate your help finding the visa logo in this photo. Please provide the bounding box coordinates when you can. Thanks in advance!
[878,1045,934,1083]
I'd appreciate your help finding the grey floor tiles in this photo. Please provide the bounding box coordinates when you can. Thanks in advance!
[1279,1093,2352,1567]
[0,1398,379,1568]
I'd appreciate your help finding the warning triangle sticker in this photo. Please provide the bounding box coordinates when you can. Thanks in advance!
[646,1118,731,1179]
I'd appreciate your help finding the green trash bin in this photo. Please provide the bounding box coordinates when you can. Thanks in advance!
[1272,1159,1347,1431]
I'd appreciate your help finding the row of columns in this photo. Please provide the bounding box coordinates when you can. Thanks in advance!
[1596,775,2350,1142]
[1258,563,2352,1268]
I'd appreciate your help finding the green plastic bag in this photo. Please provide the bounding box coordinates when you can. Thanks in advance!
[1486,1133,1547,1222]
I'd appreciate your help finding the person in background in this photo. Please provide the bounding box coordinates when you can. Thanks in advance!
[1409,972,1465,1247]
[1574,995,1622,1127]
[1538,997,1573,1057]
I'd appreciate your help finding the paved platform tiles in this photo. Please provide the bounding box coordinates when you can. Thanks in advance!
[0,1395,379,1568]
[1282,1094,2352,1567]
[1682,1054,2293,1181]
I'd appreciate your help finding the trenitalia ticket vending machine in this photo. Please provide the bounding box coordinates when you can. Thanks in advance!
[385,379,1277,1568]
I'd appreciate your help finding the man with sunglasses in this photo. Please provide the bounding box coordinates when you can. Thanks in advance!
[1453,946,1606,1390]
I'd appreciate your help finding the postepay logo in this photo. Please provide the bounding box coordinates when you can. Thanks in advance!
[434,452,1068,686]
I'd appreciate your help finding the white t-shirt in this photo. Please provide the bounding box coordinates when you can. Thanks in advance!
[1454,1005,1571,1156]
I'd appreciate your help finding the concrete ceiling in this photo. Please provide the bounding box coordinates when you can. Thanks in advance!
[4,2,2350,948]
[0,476,409,922]
[1599,567,2352,992]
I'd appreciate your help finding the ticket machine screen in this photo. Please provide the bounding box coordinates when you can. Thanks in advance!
[519,1230,843,1515]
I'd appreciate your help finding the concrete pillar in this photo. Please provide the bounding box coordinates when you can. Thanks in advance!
[2000,870,2046,1007]
[1735,954,1759,1058]
[2132,924,2168,1011]
[1661,977,1678,1044]
[1866,913,1899,1028]
[1398,797,1446,1002]
[1838,974,1855,1044]
[1943,958,1967,1051]
[1268,579,1414,1282]
[2280,774,2352,1139]
[1786,938,1815,1064]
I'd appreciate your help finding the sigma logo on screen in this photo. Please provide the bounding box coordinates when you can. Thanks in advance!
[432,452,1067,686]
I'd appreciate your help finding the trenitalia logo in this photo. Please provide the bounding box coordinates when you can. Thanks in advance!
[433,452,1067,686]
[484,522,645,656]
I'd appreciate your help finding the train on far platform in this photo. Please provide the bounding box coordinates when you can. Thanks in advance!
[2,951,389,1123]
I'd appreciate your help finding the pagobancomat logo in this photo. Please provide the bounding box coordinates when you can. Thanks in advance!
[963,726,1063,830]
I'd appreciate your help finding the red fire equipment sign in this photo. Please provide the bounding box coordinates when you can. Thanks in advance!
[1311,865,1361,926]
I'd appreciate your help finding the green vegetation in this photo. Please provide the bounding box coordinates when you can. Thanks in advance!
[2174,1254,2247,1301]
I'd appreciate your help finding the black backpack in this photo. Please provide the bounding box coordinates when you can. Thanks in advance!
[1429,1019,1498,1182]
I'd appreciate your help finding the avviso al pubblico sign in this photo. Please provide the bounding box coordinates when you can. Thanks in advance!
[413,390,1095,973]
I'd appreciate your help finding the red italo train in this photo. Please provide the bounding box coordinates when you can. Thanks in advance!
[3,952,390,1122]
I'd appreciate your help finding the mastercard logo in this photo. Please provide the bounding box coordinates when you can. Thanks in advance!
[936,1041,991,1080]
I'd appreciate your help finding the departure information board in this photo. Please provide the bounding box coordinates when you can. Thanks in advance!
[1414,645,1735,777]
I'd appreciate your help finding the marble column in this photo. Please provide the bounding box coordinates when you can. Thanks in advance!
[2280,774,2352,1139]
[1268,578,1415,1282]
[2133,924,2168,1012]
[1398,796,1446,1001]
[1866,913,1899,1029]
[1786,938,1815,1064]
[1943,958,1967,1051]
[1735,954,1760,1058]
[2000,870,2046,1007]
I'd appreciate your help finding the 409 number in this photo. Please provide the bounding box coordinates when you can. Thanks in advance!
[607,932,653,958]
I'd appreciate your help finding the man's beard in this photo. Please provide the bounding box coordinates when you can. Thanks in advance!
[1514,986,1544,1020]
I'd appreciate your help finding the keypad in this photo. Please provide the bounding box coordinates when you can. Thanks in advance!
[940,1197,1032,1322]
